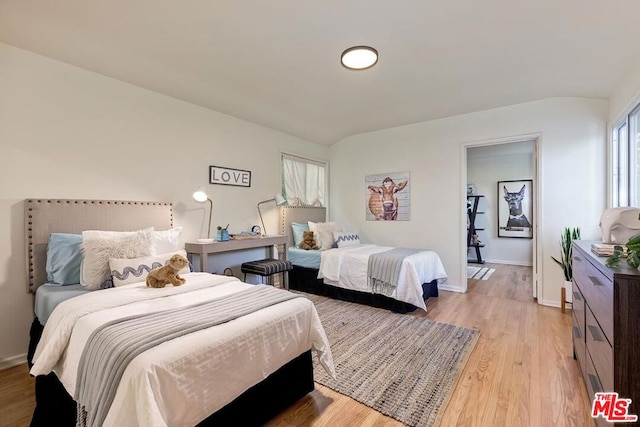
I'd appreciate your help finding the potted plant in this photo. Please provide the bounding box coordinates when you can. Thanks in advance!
[551,227,580,311]
[606,235,640,268]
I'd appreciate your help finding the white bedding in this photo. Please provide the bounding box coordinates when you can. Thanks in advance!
[31,272,335,427]
[318,244,448,311]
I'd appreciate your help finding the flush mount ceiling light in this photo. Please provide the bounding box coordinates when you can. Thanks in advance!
[341,46,378,70]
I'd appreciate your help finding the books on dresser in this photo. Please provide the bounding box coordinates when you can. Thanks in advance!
[590,242,627,257]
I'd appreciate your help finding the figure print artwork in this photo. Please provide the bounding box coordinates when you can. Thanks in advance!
[365,172,410,221]
[497,179,533,238]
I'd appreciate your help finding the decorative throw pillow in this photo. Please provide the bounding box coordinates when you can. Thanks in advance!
[109,250,191,287]
[46,233,83,285]
[80,230,152,290]
[309,221,343,250]
[291,222,310,248]
[333,231,360,248]
[149,227,182,255]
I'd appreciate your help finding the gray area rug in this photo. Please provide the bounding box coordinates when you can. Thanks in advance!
[304,293,480,427]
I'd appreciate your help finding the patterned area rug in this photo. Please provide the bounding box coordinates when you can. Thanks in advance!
[467,266,496,280]
[303,293,479,427]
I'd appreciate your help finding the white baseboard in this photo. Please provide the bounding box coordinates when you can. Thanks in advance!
[438,284,465,293]
[539,299,561,309]
[0,353,27,370]
[484,259,533,267]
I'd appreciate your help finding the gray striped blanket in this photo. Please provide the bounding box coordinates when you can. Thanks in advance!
[367,248,420,296]
[75,285,301,427]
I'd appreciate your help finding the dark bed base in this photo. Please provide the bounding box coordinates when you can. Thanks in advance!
[289,266,438,314]
[28,318,314,427]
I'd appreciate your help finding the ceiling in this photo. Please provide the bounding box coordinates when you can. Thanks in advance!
[2,1,640,146]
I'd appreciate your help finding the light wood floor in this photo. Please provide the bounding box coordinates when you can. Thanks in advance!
[0,264,592,427]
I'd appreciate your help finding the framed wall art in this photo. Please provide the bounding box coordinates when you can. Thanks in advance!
[365,171,410,221]
[497,179,533,238]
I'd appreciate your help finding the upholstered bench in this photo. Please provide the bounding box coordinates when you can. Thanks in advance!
[241,258,293,290]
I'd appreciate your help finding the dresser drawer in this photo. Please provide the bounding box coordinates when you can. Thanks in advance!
[586,305,613,393]
[586,352,608,427]
[572,282,586,336]
[572,252,613,342]
[573,311,586,382]
[572,283,586,373]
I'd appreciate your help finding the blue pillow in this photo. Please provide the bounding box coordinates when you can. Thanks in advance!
[46,233,83,285]
[291,222,310,247]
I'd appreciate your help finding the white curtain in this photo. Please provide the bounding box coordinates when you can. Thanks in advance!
[282,153,326,207]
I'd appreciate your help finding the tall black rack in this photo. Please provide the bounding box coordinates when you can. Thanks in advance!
[467,195,486,264]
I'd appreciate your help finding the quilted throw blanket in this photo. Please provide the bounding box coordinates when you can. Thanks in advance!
[367,248,421,296]
[75,286,301,427]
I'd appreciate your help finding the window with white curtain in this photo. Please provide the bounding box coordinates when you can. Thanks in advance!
[612,103,640,206]
[281,153,326,206]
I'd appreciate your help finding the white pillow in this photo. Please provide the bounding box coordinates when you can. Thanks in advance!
[333,231,360,248]
[82,228,153,241]
[109,250,190,287]
[149,227,182,255]
[309,221,343,250]
[81,230,153,290]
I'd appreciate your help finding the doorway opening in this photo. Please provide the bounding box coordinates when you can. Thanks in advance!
[462,135,540,299]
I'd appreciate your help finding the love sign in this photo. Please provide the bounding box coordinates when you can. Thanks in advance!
[209,165,251,187]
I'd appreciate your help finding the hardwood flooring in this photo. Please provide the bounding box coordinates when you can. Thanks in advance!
[0,264,592,427]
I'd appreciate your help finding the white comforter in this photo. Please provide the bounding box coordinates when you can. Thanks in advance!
[31,272,335,427]
[318,244,448,311]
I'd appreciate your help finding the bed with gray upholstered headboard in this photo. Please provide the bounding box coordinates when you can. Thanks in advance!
[26,198,332,427]
[26,199,173,293]
[279,204,444,314]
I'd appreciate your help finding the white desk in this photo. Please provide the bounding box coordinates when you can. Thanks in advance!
[185,235,288,274]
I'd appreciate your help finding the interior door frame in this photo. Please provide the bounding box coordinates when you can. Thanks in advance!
[460,133,542,299]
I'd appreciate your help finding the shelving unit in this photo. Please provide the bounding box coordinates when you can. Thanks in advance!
[467,195,485,264]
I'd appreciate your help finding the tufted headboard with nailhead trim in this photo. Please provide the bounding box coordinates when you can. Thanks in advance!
[25,199,173,293]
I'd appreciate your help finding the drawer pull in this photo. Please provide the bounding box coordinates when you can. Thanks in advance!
[588,373,602,394]
[573,326,582,339]
[572,291,582,301]
[588,325,605,342]
[588,275,603,287]
[574,256,582,262]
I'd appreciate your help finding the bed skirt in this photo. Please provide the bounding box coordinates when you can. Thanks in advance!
[289,266,438,314]
[28,318,314,427]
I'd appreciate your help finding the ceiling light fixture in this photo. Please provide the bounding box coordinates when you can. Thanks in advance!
[341,46,378,70]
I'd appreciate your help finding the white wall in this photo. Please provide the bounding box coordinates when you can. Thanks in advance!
[329,97,607,302]
[0,43,328,366]
[467,145,533,265]
[609,55,640,125]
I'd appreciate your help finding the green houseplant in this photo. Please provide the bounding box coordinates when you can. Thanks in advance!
[606,235,640,268]
[551,227,581,281]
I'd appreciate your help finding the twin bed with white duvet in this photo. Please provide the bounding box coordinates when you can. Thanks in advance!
[280,206,448,313]
[26,199,334,427]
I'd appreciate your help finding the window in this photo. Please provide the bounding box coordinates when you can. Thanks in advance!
[281,153,326,206]
[612,103,640,206]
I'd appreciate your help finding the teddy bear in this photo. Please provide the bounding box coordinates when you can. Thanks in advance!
[146,254,189,288]
[299,230,319,250]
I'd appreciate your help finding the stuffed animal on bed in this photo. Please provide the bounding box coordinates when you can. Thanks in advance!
[299,230,319,250]
[146,254,189,288]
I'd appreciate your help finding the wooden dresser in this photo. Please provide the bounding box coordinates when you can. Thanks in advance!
[572,240,640,425]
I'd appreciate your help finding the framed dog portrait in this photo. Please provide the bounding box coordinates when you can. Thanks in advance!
[497,179,533,238]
